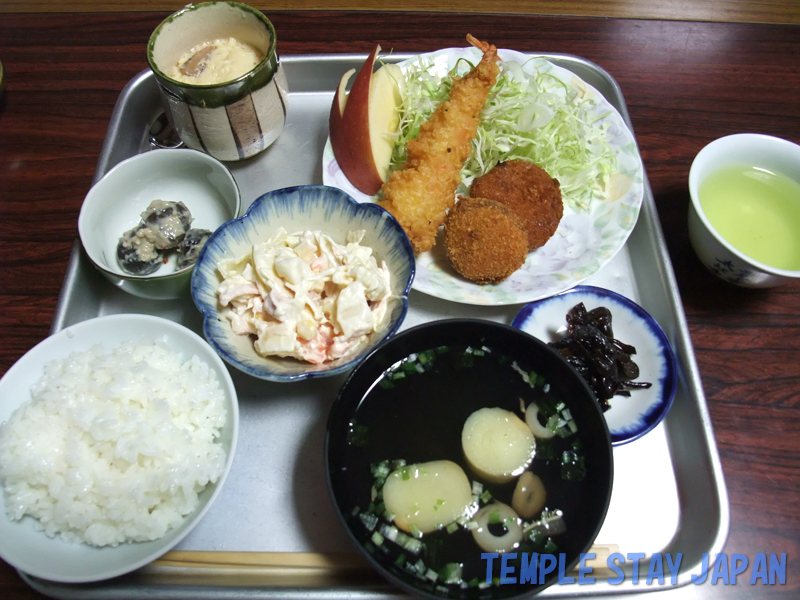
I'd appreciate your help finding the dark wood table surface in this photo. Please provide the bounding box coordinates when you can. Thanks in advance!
[1,10,798,600]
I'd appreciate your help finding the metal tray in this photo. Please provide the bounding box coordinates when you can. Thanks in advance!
[23,52,728,599]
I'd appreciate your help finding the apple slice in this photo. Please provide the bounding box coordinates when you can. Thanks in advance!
[329,45,403,196]
[369,63,403,184]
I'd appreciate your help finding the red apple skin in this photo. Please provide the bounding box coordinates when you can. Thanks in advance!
[329,45,384,196]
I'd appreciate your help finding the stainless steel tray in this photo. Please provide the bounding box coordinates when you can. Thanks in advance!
[23,52,728,599]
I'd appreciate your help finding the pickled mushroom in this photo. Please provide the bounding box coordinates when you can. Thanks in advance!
[177,228,212,269]
[512,471,547,519]
[116,225,164,275]
[116,200,197,276]
[139,200,193,250]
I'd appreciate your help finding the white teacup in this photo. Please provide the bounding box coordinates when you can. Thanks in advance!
[688,133,800,287]
[147,1,288,161]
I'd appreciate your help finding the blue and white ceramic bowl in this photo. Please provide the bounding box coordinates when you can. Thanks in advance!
[191,185,415,382]
[512,285,677,445]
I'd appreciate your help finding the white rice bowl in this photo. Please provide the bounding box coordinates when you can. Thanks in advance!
[0,314,238,583]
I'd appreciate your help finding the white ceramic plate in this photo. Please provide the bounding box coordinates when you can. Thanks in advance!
[322,48,645,305]
[512,286,677,445]
[0,314,239,583]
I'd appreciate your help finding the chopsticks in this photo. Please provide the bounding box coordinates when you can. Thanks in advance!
[139,545,622,587]
[140,551,380,587]
[153,550,371,569]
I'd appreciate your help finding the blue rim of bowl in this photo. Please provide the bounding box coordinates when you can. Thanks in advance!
[511,285,678,445]
[190,184,415,382]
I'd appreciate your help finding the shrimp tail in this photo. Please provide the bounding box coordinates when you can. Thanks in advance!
[466,33,490,53]
[465,34,500,84]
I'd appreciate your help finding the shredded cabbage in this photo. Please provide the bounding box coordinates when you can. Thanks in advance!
[390,55,617,212]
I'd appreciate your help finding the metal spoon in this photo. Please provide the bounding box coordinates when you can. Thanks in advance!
[147,111,184,149]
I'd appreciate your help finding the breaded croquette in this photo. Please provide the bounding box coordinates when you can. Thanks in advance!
[470,160,563,251]
[444,196,528,284]
[380,35,501,254]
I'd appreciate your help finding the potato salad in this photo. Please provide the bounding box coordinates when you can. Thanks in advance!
[217,228,392,364]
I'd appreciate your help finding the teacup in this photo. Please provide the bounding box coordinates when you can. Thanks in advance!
[688,133,800,287]
[147,1,288,161]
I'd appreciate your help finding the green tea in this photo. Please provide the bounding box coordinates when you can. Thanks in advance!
[699,164,800,271]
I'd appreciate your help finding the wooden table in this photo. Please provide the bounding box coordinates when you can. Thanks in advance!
[0,10,798,600]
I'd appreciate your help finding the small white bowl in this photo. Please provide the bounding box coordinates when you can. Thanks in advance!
[78,149,241,300]
[688,133,800,287]
[191,185,415,382]
[0,314,239,583]
[512,285,677,445]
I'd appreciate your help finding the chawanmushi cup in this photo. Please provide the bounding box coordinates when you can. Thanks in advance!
[147,1,289,161]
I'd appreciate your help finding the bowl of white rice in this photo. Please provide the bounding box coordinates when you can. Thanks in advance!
[0,314,238,583]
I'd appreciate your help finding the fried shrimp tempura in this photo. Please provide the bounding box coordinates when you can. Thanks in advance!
[380,35,500,254]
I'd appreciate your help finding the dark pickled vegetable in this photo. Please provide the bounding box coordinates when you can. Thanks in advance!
[140,200,193,250]
[177,228,212,269]
[548,302,651,411]
[116,225,164,275]
[116,200,198,276]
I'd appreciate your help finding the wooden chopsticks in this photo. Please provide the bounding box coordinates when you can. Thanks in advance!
[138,545,621,587]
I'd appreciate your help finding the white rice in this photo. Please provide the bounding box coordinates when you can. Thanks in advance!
[0,338,227,547]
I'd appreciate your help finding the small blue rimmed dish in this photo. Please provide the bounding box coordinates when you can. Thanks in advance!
[512,285,677,445]
[191,185,415,382]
